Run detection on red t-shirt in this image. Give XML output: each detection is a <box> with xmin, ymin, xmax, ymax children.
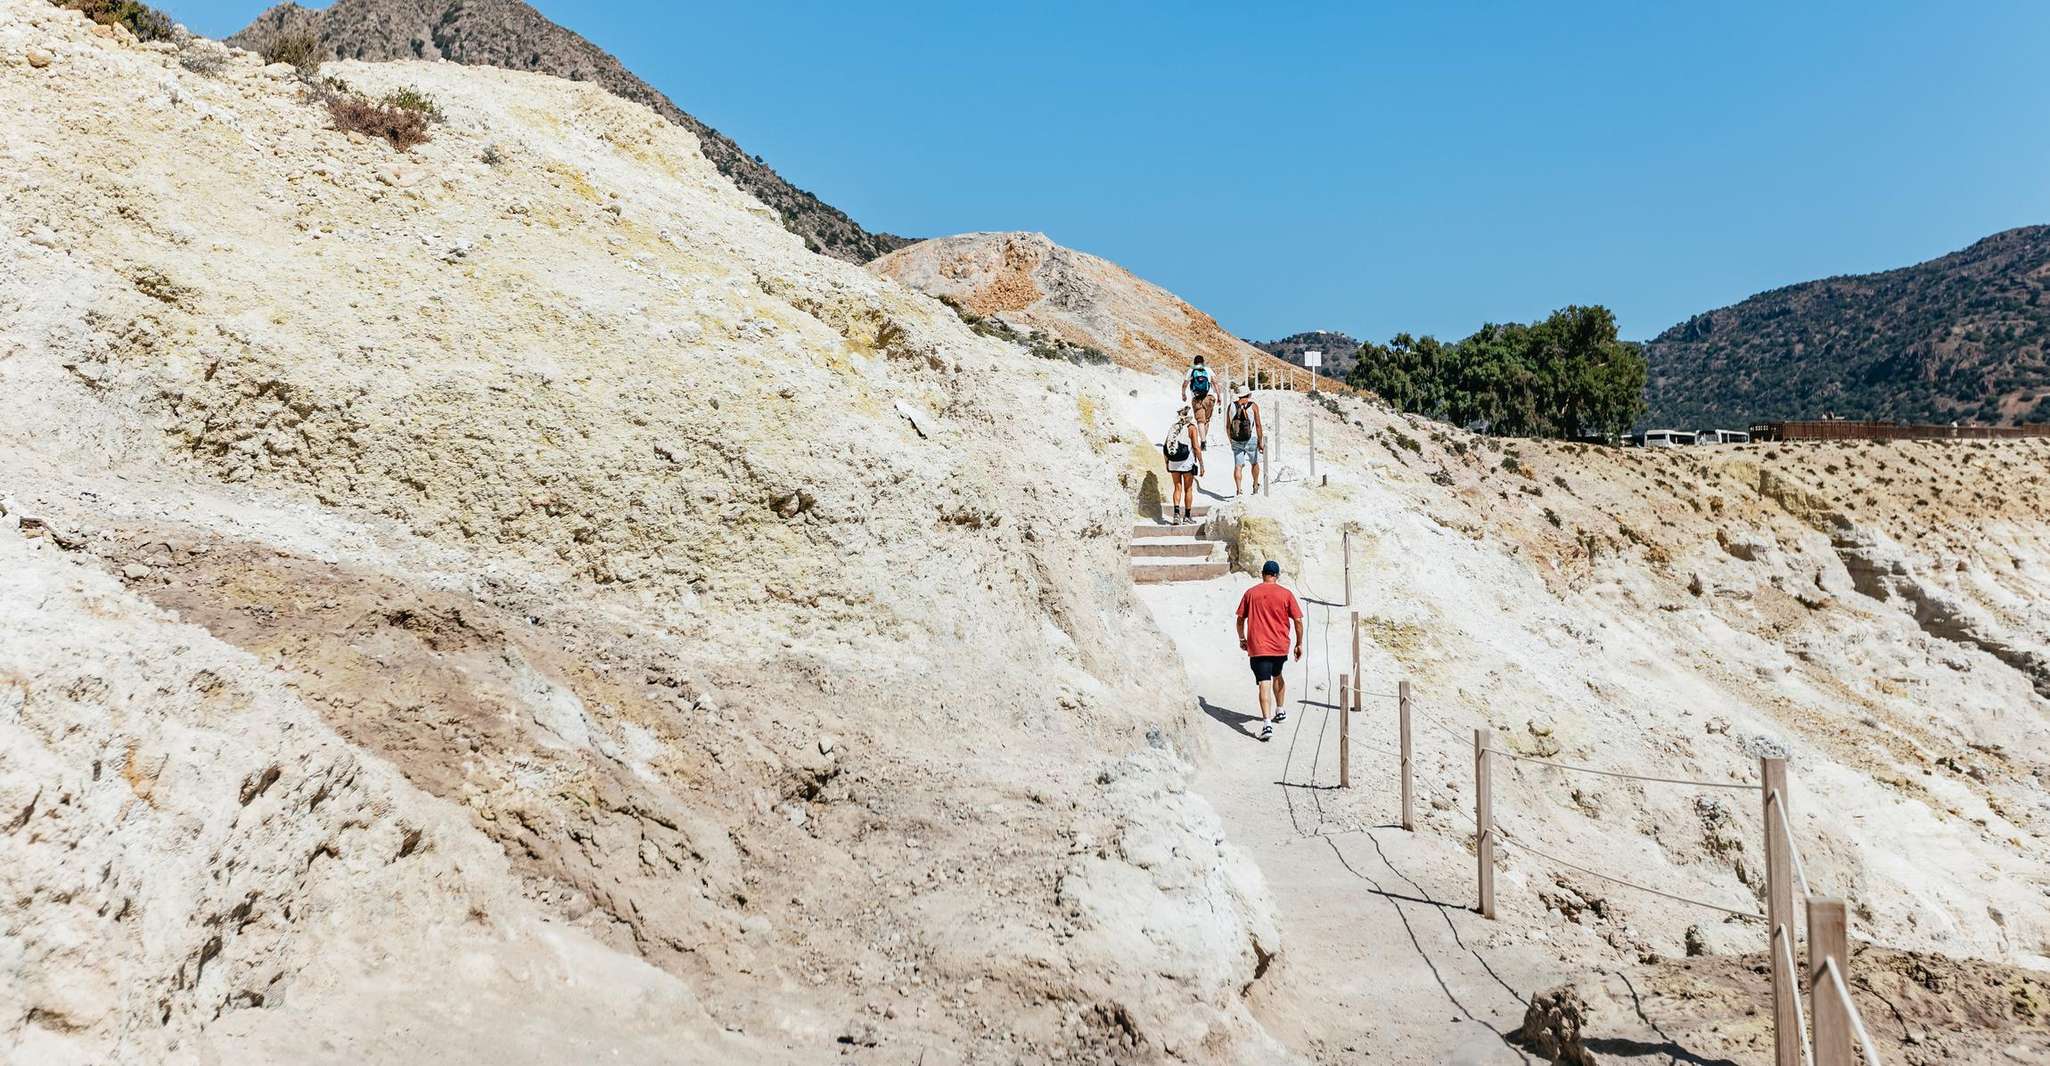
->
<box><xmin>1236</xmin><ymin>582</ymin><xmax>1303</xmax><ymax>658</ymax></box>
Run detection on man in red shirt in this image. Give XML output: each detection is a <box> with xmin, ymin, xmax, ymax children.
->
<box><xmin>1235</xmin><ymin>559</ymin><xmax>1305</xmax><ymax>741</ymax></box>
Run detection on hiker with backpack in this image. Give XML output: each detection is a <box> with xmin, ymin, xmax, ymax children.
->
<box><xmin>1182</xmin><ymin>355</ymin><xmax>1217</xmax><ymax>448</ymax></box>
<box><xmin>1225</xmin><ymin>384</ymin><xmax>1264</xmax><ymax>496</ymax></box>
<box><xmin>1161</xmin><ymin>404</ymin><xmax>1203</xmax><ymax>524</ymax></box>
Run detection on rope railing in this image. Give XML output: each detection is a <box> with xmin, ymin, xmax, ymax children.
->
<box><xmin>1409</xmin><ymin>701</ymin><xmax>1473</xmax><ymax>745</ymax></box>
<box><xmin>1769</xmin><ymin>789</ymin><xmax>1816</xmax><ymax>899</ymax></box>
<box><xmin>1774</xmin><ymin>924</ymin><xmax>1817</xmax><ymax>1066</ymax></box>
<box><xmin>1495</xmin><ymin>825</ymin><xmax>1766</xmax><ymax>921</ymax></box>
<box><xmin>1823</xmin><ymin>957</ymin><xmax>1884</xmax><ymax>1066</ymax></box>
<box><xmin>1331</xmin><ymin>640</ymin><xmax>1883</xmax><ymax>1064</ymax></box>
<box><xmin>1326</xmin><ymin>542</ymin><xmax>1883</xmax><ymax>1063</ymax></box>
<box><xmin>1485</xmin><ymin>746</ymin><xmax>1762</xmax><ymax>791</ymax></box>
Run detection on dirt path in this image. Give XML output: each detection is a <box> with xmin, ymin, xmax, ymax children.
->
<box><xmin>1121</xmin><ymin>378</ymin><xmax>1557</xmax><ymax>1064</ymax></box>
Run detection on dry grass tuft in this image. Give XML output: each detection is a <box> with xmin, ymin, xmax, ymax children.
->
<box><xmin>325</xmin><ymin>93</ymin><xmax>430</xmax><ymax>150</ymax></box>
<box><xmin>260</xmin><ymin>28</ymin><xmax>323</xmax><ymax>76</ymax></box>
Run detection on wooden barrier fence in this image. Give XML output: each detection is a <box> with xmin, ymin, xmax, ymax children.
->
<box><xmin>1335</xmin><ymin>616</ymin><xmax>1883</xmax><ymax>1063</ymax></box>
<box><xmin>1753</xmin><ymin>419</ymin><xmax>2050</xmax><ymax>442</ymax></box>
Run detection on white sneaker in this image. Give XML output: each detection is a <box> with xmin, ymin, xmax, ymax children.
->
<box><xmin>1259</xmin><ymin>721</ymin><xmax>1273</xmax><ymax>742</ymax></box>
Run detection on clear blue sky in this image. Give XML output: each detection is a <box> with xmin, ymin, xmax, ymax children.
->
<box><xmin>174</xmin><ymin>1</ymin><xmax>2050</xmax><ymax>343</ymax></box>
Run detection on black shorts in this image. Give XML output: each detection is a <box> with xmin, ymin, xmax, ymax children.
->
<box><xmin>1249</xmin><ymin>656</ymin><xmax>1287</xmax><ymax>682</ymax></box>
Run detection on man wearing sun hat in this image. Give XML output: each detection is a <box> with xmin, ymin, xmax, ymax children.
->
<box><xmin>1224</xmin><ymin>383</ymin><xmax>1264</xmax><ymax>497</ymax></box>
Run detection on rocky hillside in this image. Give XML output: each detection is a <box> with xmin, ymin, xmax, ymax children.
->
<box><xmin>870</xmin><ymin>231</ymin><xmax>1310</xmax><ymax>383</ymax></box>
<box><xmin>0</xmin><ymin>5</ymin><xmax>1282</xmax><ymax>1062</ymax></box>
<box><xmin>12</xmin><ymin>6</ymin><xmax>2050</xmax><ymax>1064</ymax></box>
<box><xmin>1115</xmin><ymin>374</ymin><xmax>2050</xmax><ymax>1058</ymax></box>
<box><xmin>1249</xmin><ymin>330</ymin><xmax>1359</xmax><ymax>380</ymax></box>
<box><xmin>229</xmin><ymin>0</ymin><xmax>913</xmax><ymax>263</ymax></box>
<box><xmin>1646</xmin><ymin>226</ymin><xmax>2050</xmax><ymax>429</ymax></box>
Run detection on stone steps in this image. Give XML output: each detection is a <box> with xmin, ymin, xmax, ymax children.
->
<box><xmin>1130</xmin><ymin>538</ymin><xmax>1216</xmax><ymax>559</ymax></box>
<box><xmin>1130</xmin><ymin>558</ymin><xmax>1231</xmax><ymax>584</ymax></box>
<box><xmin>1127</xmin><ymin>508</ymin><xmax>1227</xmax><ymax>584</ymax></box>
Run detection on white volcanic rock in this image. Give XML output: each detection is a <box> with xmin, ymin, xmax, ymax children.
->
<box><xmin>0</xmin><ymin>3</ymin><xmax>1281</xmax><ymax>1061</ymax></box>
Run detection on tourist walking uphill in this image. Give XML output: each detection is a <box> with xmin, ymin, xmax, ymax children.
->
<box><xmin>1183</xmin><ymin>355</ymin><xmax>1218</xmax><ymax>448</ymax></box>
<box><xmin>1161</xmin><ymin>404</ymin><xmax>1204</xmax><ymax>525</ymax></box>
<box><xmin>1226</xmin><ymin>384</ymin><xmax>1265</xmax><ymax>497</ymax></box>
<box><xmin>1235</xmin><ymin>560</ymin><xmax>1305</xmax><ymax>742</ymax></box>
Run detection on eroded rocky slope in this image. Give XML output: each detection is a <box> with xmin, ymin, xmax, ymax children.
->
<box><xmin>1168</xmin><ymin>384</ymin><xmax>2050</xmax><ymax>966</ymax></box>
<box><xmin>231</xmin><ymin>0</ymin><xmax>916</xmax><ymax>263</ymax></box>
<box><xmin>871</xmin><ymin>230</ymin><xmax>1310</xmax><ymax>382</ymax></box>
<box><xmin>0</xmin><ymin>5</ymin><xmax>1282</xmax><ymax>1062</ymax></box>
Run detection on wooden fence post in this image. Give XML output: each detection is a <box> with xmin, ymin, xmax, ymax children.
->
<box><xmin>1343</xmin><ymin>531</ymin><xmax>1352</xmax><ymax>608</ymax></box>
<box><xmin>1398</xmin><ymin>679</ymin><xmax>1414</xmax><ymax>831</ymax></box>
<box><xmin>1270</xmin><ymin>393</ymin><xmax>1280</xmax><ymax>492</ymax></box>
<box><xmin>1762</xmin><ymin>756</ymin><xmax>1798</xmax><ymax>1066</ymax></box>
<box><xmin>1475</xmin><ymin>728</ymin><xmax>1496</xmax><ymax>919</ymax></box>
<box><xmin>1260</xmin><ymin>385</ymin><xmax>1271</xmax><ymax>494</ymax></box>
<box><xmin>1338</xmin><ymin>674</ymin><xmax>1350</xmax><ymax>789</ymax></box>
<box><xmin>1350</xmin><ymin>611</ymin><xmax>1361</xmax><ymax>713</ymax></box>
<box><xmin>1808</xmin><ymin>898</ymin><xmax>1853</xmax><ymax>1066</ymax></box>
<box><xmin>1308</xmin><ymin>387</ymin><xmax>1317</xmax><ymax>481</ymax></box>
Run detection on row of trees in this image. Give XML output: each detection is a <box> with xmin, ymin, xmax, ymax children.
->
<box><xmin>1343</xmin><ymin>305</ymin><xmax>1648</xmax><ymax>438</ymax></box>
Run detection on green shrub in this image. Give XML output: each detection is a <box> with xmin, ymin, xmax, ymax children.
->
<box><xmin>325</xmin><ymin>90</ymin><xmax>430</xmax><ymax>150</ymax></box>
<box><xmin>261</xmin><ymin>28</ymin><xmax>323</xmax><ymax>76</ymax></box>
<box><xmin>380</xmin><ymin>85</ymin><xmax>445</xmax><ymax>123</ymax></box>
<box><xmin>57</xmin><ymin>0</ymin><xmax>175</xmax><ymax>42</ymax></box>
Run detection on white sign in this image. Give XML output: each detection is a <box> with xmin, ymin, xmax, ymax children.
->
<box><xmin>1303</xmin><ymin>350</ymin><xmax>1323</xmax><ymax>369</ymax></box>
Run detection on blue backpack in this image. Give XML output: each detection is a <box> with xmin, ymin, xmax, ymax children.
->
<box><xmin>1189</xmin><ymin>366</ymin><xmax>1212</xmax><ymax>398</ymax></box>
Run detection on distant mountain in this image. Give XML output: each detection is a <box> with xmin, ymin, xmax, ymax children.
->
<box><xmin>1249</xmin><ymin>331</ymin><xmax>1360</xmax><ymax>380</ymax></box>
<box><xmin>230</xmin><ymin>0</ymin><xmax>913</xmax><ymax>264</ymax></box>
<box><xmin>1644</xmin><ymin>226</ymin><xmax>2050</xmax><ymax>428</ymax></box>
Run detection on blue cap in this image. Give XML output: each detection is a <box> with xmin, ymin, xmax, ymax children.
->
<box><xmin>1261</xmin><ymin>560</ymin><xmax>1281</xmax><ymax>576</ymax></box>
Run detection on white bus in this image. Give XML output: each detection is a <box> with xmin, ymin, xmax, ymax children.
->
<box><xmin>1636</xmin><ymin>429</ymin><xmax>1697</xmax><ymax>448</ymax></box>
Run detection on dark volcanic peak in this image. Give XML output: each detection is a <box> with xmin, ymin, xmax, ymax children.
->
<box><xmin>230</xmin><ymin>0</ymin><xmax>914</xmax><ymax>264</ymax></box>
<box><xmin>1249</xmin><ymin>331</ymin><xmax>1360</xmax><ymax>378</ymax></box>
<box><xmin>1645</xmin><ymin>226</ymin><xmax>2050</xmax><ymax>428</ymax></box>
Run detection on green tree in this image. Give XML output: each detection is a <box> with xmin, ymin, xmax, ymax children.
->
<box><xmin>1344</xmin><ymin>305</ymin><xmax>1646</xmax><ymax>439</ymax></box>
<box><xmin>1350</xmin><ymin>332</ymin><xmax>1452</xmax><ymax>417</ymax></box>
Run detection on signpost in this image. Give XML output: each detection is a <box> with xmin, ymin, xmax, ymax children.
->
<box><xmin>1304</xmin><ymin>351</ymin><xmax>1320</xmax><ymax>480</ymax></box>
